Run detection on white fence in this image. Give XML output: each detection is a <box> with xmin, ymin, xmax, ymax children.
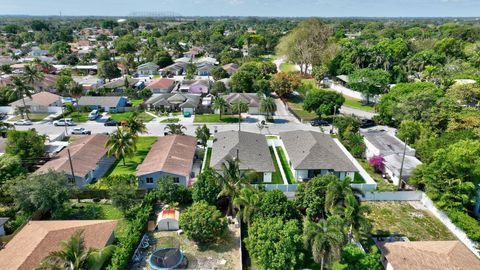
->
<box><xmin>330</xmin><ymin>82</ymin><xmax>380</xmax><ymax>103</ymax></box>
<box><xmin>47</xmin><ymin>106</ymin><xmax>63</xmax><ymax>113</ymax></box>
<box><xmin>360</xmin><ymin>191</ymin><xmax>423</xmax><ymax>201</ymax></box>
<box><xmin>0</xmin><ymin>106</ymin><xmax>13</xmax><ymax>114</ymax></box>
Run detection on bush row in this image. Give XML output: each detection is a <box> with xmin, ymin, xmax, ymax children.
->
<box><xmin>445</xmin><ymin>209</ymin><xmax>480</xmax><ymax>243</ymax></box>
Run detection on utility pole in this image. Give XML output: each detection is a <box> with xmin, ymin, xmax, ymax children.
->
<box><xmin>61</xmin><ymin>105</ymin><xmax>68</xmax><ymax>136</ymax></box>
<box><xmin>398</xmin><ymin>137</ymin><xmax>408</xmax><ymax>190</ymax></box>
<box><xmin>67</xmin><ymin>149</ymin><xmax>76</xmax><ymax>183</ymax></box>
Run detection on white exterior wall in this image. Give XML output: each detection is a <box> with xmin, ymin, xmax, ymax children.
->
<box><xmin>0</xmin><ymin>225</ymin><xmax>5</xmax><ymax>236</ymax></box>
<box><xmin>248</xmin><ymin>107</ymin><xmax>259</xmax><ymax>115</ymax></box>
<box><xmin>263</xmin><ymin>172</ymin><xmax>272</xmax><ymax>183</ymax></box>
<box><xmin>364</xmin><ymin>139</ymin><xmax>381</xmax><ymax>159</ymax></box>
<box><xmin>157</xmin><ymin>219</ymin><xmax>179</xmax><ymax>231</ymax></box>
<box><xmin>182</xmin><ymin>107</ymin><xmax>194</xmax><ymax>115</ymax></box>
<box><xmin>384</xmin><ymin>166</ymin><xmax>400</xmax><ymax>186</ymax></box>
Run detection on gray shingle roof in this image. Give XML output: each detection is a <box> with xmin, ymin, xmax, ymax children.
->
<box><xmin>211</xmin><ymin>131</ymin><xmax>275</xmax><ymax>173</ymax></box>
<box><xmin>361</xmin><ymin>130</ymin><xmax>415</xmax><ymax>156</ymax></box>
<box><xmin>0</xmin><ymin>217</ymin><xmax>9</xmax><ymax>226</ymax></box>
<box><xmin>78</xmin><ymin>96</ymin><xmax>123</xmax><ymax>107</ymax></box>
<box><xmin>280</xmin><ymin>130</ymin><xmax>357</xmax><ymax>172</ymax></box>
<box><xmin>223</xmin><ymin>93</ymin><xmax>260</xmax><ymax>107</ymax></box>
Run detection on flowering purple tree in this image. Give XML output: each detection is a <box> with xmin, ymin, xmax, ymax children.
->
<box><xmin>368</xmin><ymin>155</ymin><xmax>385</xmax><ymax>173</ymax></box>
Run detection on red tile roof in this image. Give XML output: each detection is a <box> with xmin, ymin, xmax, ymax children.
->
<box><xmin>146</xmin><ymin>78</ymin><xmax>176</xmax><ymax>89</ymax></box>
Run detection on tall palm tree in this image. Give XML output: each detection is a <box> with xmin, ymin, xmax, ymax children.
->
<box><xmin>212</xmin><ymin>96</ymin><xmax>229</xmax><ymax>120</ymax></box>
<box><xmin>216</xmin><ymin>159</ymin><xmax>251</xmax><ymax>217</ymax></box>
<box><xmin>67</xmin><ymin>81</ymin><xmax>83</xmax><ymax>117</ymax></box>
<box><xmin>23</xmin><ymin>64</ymin><xmax>45</xmax><ymax>86</ymax></box>
<box><xmin>260</xmin><ymin>97</ymin><xmax>277</xmax><ymax>120</ymax></box>
<box><xmin>303</xmin><ymin>216</ymin><xmax>345</xmax><ymax>270</ymax></box>
<box><xmin>125</xmin><ymin>111</ymin><xmax>147</xmax><ymax>136</ymax></box>
<box><xmin>36</xmin><ymin>230</ymin><xmax>115</xmax><ymax>270</ymax></box>
<box><xmin>105</xmin><ymin>127</ymin><xmax>137</xmax><ymax>166</ymax></box>
<box><xmin>233</xmin><ymin>187</ymin><xmax>260</xmax><ymax>226</ymax></box>
<box><xmin>195</xmin><ymin>124</ymin><xmax>210</xmax><ymax>148</ymax></box>
<box><xmin>164</xmin><ymin>123</ymin><xmax>186</xmax><ymax>135</ymax></box>
<box><xmin>324</xmin><ymin>178</ymin><xmax>363</xmax><ymax>215</ymax></box>
<box><xmin>8</xmin><ymin>76</ymin><xmax>34</xmax><ymax>119</ymax></box>
<box><xmin>337</xmin><ymin>194</ymin><xmax>371</xmax><ymax>243</ymax></box>
<box><xmin>231</xmin><ymin>100</ymin><xmax>248</xmax><ymax>131</ymax></box>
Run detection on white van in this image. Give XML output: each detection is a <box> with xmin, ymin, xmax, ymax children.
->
<box><xmin>88</xmin><ymin>110</ymin><xmax>99</xmax><ymax>120</ymax></box>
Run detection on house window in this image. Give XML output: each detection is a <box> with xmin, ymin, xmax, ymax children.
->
<box><xmin>173</xmin><ymin>177</ymin><xmax>180</xmax><ymax>184</ymax></box>
<box><xmin>146</xmin><ymin>177</ymin><xmax>154</xmax><ymax>184</ymax></box>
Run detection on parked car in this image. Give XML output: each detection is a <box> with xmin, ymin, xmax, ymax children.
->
<box><xmin>71</xmin><ymin>127</ymin><xmax>91</xmax><ymax>135</ymax></box>
<box><xmin>310</xmin><ymin>119</ymin><xmax>330</xmax><ymax>126</ymax></box>
<box><xmin>88</xmin><ymin>110</ymin><xmax>99</xmax><ymax>120</ymax></box>
<box><xmin>104</xmin><ymin>120</ymin><xmax>120</xmax><ymax>126</ymax></box>
<box><xmin>360</xmin><ymin>119</ymin><xmax>376</xmax><ymax>128</ymax></box>
<box><xmin>0</xmin><ymin>112</ymin><xmax>7</xmax><ymax>120</ymax></box>
<box><xmin>14</xmin><ymin>119</ymin><xmax>33</xmax><ymax>126</ymax></box>
<box><xmin>53</xmin><ymin>118</ymin><xmax>76</xmax><ymax>126</ymax></box>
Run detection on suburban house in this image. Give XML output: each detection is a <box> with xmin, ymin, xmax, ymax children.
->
<box><xmin>136</xmin><ymin>135</ymin><xmax>197</xmax><ymax>188</ymax></box>
<box><xmin>377</xmin><ymin>240</ymin><xmax>480</xmax><ymax>270</ymax></box>
<box><xmin>146</xmin><ymin>78</ymin><xmax>177</xmax><ymax>94</ymax></box>
<box><xmin>211</xmin><ymin>131</ymin><xmax>275</xmax><ymax>183</ymax></box>
<box><xmin>102</xmin><ymin>77</ymin><xmax>143</xmax><ymax>91</ymax></box>
<box><xmin>37</xmin><ymin>134</ymin><xmax>115</xmax><ymax>187</ymax></box>
<box><xmin>183</xmin><ymin>46</ymin><xmax>203</xmax><ymax>58</ymax></box>
<box><xmin>160</xmin><ymin>62</ymin><xmax>187</xmax><ymax>76</ymax></box>
<box><xmin>362</xmin><ymin>129</ymin><xmax>422</xmax><ymax>186</ymax></box>
<box><xmin>0</xmin><ymin>220</ymin><xmax>118</xmax><ymax>270</ymax></box>
<box><xmin>196</xmin><ymin>62</ymin><xmax>215</xmax><ymax>76</ymax></box>
<box><xmin>178</xmin><ymin>79</ymin><xmax>210</xmax><ymax>95</ymax></box>
<box><xmin>136</xmin><ymin>62</ymin><xmax>159</xmax><ymax>76</ymax></box>
<box><xmin>145</xmin><ymin>93</ymin><xmax>201</xmax><ymax>115</ymax></box>
<box><xmin>0</xmin><ymin>217</ymin><xmax>8</xmax><ymax>236</ymax></box>
<box><xmin>280</xmin><ymin>130</ymin><xmax>358</xmax><ymax>181</ymax></box>
<box><xmin>9</xmin><ymin>92</ymin><xmax>62</xmax><ymax>114</ymax></box>
<box><xmin>222</xmin><ymin>93</ymin><xmax>261</xmax><ymax>114</ymax></box>
<box><xmin>29</xmin><ymin>46</ymin><xmax>49</xmax><ymax>57</ymax></box>
<box><xmin>78</xmin><ymin>96</ymin><xmax>128</xmax><ymax>112</ymax></box>
<box><xmin>223</xmin><ymin>63</ymin><xmax>239</xmax><ymax>75</ymax></box>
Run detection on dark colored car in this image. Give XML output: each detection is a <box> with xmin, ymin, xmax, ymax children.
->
<box><xmin>360</xmin><ymin>119</ymin><xmax>376</xmax><ymax>128</ymax></box>
<box><xmin>310</xmin><ymin>119</ymin><xmax>330</xmax><ymax>126</ymax></box>
<box><xmin>104</xmin><ymin>120</ymin><xmax>121</xmax><ymax>126</ymax></box>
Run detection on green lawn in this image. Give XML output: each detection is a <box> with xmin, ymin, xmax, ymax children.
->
<box><xmin>108</xmin><ymin>136</ymin><xmax>158</xmax><ymax>176</ymax></box>
<box><xmin>160</xmin><ymin>118</ymin><xmax>180</xmax><ymax>123</ymax></box>
<box><xmin>194</xmin><ymin>114</ymin><xmax>240</xmax><ymax>123</ymax></box>
<box><xmin>353</xmin><ymin>172</ymin><xmax>366</xmax><ymax>184</ymax></box>
<box><xmin>131</xmin><ymin>99</ymin><xmax>144</xmax><ymax>106</ymax></box>
<box><xmin>204</xmin><ymin>147</ymin><xmax>212</xmax><ymax>169</ymax></box>
<box><xmin>10</xmin><ymin>113</ymin><xmax>50</xmax><ymax>121</ymax></box>
<box><xmin>64</xmin><ymin>112</ymin><xmax>89</xmax><ymax>122</ymax></box>
<box><xmin>276</xmin><ymin>146</ymin><xmax>296</xmax><ymax>184</ymax></box>
<box><xmin>363</xmin><ymin>201</ymin><xmax>455</xmax><ymax>241</ymax></box>
<box><xmin>268</xmin><ymin>147</ymin><xmax>284</xmax><ymax>184</ymax></box>
<box><xmin>357</xmin><ymin>158</ymin><xmax>397</xmax><ymax>191</ymax></box>
<box><xmin>343</xmin><ymin>95</ymin><xmax>375</xmax><ymax>112</ymax></box>
<box><xmin>280</xmin><ymin>62</ymin><xmax>297</xmax><ymax>72</ymax></box>
<box><xmin>108</xmin><ymin>111</ymin><xmax>154</xmax><ymax>122</ymax></box>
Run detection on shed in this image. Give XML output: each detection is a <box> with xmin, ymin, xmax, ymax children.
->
<box><xmin>157</xmin><ymin>209</ymin><xmax>180</xmax><ymax>231</ymax></box>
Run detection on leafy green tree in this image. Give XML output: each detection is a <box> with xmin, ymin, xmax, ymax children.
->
<box><xmin>334</xmin><ymin>244</ymin><xmax>381</xmax><ymax>270</ymax></box>
<box><xmin>0</xmin><ymin>154</ymin><xmax>25</xmax><ymax>191</ymax></box>
<box><xmin>397</xmin><ymin>120</ymin><xmax>424</xmax><ymax>144</ymax></box>
<box><xmin>8</xmin><ymin>76</ymin><xmax>35</xmax><ymax>119</ymax></box>
<box><xmin>55</xmin><ymin>75</ymin><xmax>74</xmax><ymax>94</ymax></box>
<box><xmin>156</xmin><ymin>176</ymin><xmax>192</xmax><ymax>205</ymax></box>
<box><xmin>216</xmin><ymin>159</ymin><xmax>250</xmax><ymax>216</ymax></box>
<box><xmin>256</xmin><ymin>189</ymin><xmax>301</xmax><ymax>222</ymax></box>
<box><xmin>192</xmin><ymin>168</ymin><xmax>221</xmax><ymax>205</ymax></box>
<box><xmin>109</xmin><ymin>182</ymin><xmax>137</xmax><ymax>214</ymax></box>
<box><xmin>233</xmin><ymin>187</ymin><xmax>260</xmax><ymax>226</ymax></box>
<box><xmin>6</xmin><ymin>129</ymin><xmax>45</xmax><ymax>170</ymax></box>
<box><xmin>245</xmin><ymin>217</ymin><xmax>305</xmax><ymax>270</ymax></box>
<box><xmin>6</xmin><ymin>171</ymin><xmax>72</xmax><ymax>218</ymax></box>
<box><xmin>231</xmin><ymin>100</ymin><xmax>248</xmax><ymax>131</ymax></box>
<box><xmin>304</xmin><ymin>216</ymin><xmax>345</xmax><ymax>270</ymax></box>
<box><xmin>211</xmin><ymin>66</ymin><xmax>229</xmax><ymax>80</ymax></box>
<box><xmin>434</xmin><ymin>37</ymin><xmax>464</xmax><ymax>58</ymax></box>
<box><xmin>90</xmin><ymin>174</ymin><xmax>137</xmax><ymax>190</ymax></box>
<box><xmin>295</xmin><ymin>174</ymin><xmax>337</xmax><ymax>220</ymax></box>
<box><xmin>49</xmin><ymin>41</ymin><xmax>70</xmax><ymax>59</ymax></box>
<box><xmin>304</xmin><ymin>90</ymin><xmax>345</xmax><ymax>118</ymax></box>
<box><xmin>333</xmin><ymin>116</ymin><xmax>360</xmax><ymax>140</ymax></box>
<box><xmin>446</xmin><ymin>83</ymin><xmax>480</xmax><ymax>107</ymax></box>
<box><xmin>154</xmin><ymin>51</ymin><xmax>173</xmax><ymax>68</ymax></box>
<box><xmin>179</xmin><ymin>201</ymin><xmax>227</xmax><ymax>244</ymax></box>
<box><xmin>105</xmin><ymin>127</ymin><xmax>137</xmax><ymax>166</ymax></box>
<box><xmin>211</xmin><ymin>81</ymin><xmax>227</xmax><ymax>95</ymax></box>
<box><xmin>195</xmin><ymin>124</ymin><xmax>210</xmax><ymax>148</ymax></box>
<box><xmin>348</xmin><ymin>68</ymin><xmax>390</xmax><ymax>104</ymax></box>
<box><xmin>185</xmin><ymin>61</ymin><xmax>197</xmax><ymax>80</ymax></box>
<box><xmin>230</xmin><ymin>70</ymin><xmax>255</xmax><ymax>92</ymax></box>
<box><xmin>212</xmin><ymin>96</ymin><xmax>230</xmax><ymax>120</ymax></box>
<box><xmin>37</xmin><ymin>230</ymin><xmax>116</xmax><ymax>270</ymax></box>
<box><xmin>260</xmin><ymin>96</ymin><xmax>277</xmax><ymax>119</ymax></box>
<box><xmin>164</xmin><ymin>123</ymin><xmax>186</xmax><ymax>135</ymax></box>
<box><xmin>113</xmin><ymin>35</ymin><xmax>138</xmax><ymax>54</ymax></box>
<box><xmin>270</xmin><ymin>72</ymin><xmax>301</xmax><ymax>98</ymax></box>
<box><xmin>98</xmin><ymin>61</ymin><xmax>121</xmax><ymax>81</ymax></box>
<box><xmin>96</xmin><ymin>48</ymin><xmax>111</xmax><ymax>62</ymax></box>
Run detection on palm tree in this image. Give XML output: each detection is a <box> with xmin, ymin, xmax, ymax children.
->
<box><xmin>324</xmin><ymin>178</ymin><xmax>363</xmax><ymax>215</ymax></box>
<box><xmin>8</xmin><ymin>76</ymin><xmax>34</xmax><ymax>119</ymax></box>
<box><xmin>67</xmin><ymin>81</ymin><xmax>83</xmax><ymax>117</ymax></box>
<box><xmin>164</xmin><ymin>123</ymin><xmax>186</xmax><ymax>135</ymax></box>
<box><xmin>216</xmin><ymin>159</ymin><xmax>251</xmax><ymax>217</ymax></box>
<box><xmin>105</xmin><ymin>127</ymin><xmax>137</xmax><ymax>166</ymax></box>
<box><xmin>23</xmin><ymin>64</ymin><xmax>45</xmax><ymax>86</ymax></box>
<box><xmin>233</xmin><ymin>187</ymin><xmax>260</xmax><ymax>226</ymax></box>
<box><xmin>125</xmin><ymin>111</ymin><xmax>147</xmax><ymax>136</ymax></box>
<box><xmin>338</xmin><ymin>194</ymin><xmax>371</xmax><ymax>243</ymax></box>
<box><xmin>212</xmin><ymin>96</ymin><xmax>229</xmax><ymax>120</ymax></box>
<box><xmin>303</xmin><ymin>216</ymin><xmax>345</xmax><ymax>270</ymax></box>
<box><xmin>231</xmin><ymin>100</ymin><xmax>248</xmax><ymax>131</ymax></box>
<box><xmin>36</xmin><ymin>230</ymin><xmax>115</xmax><ymax>270</ymax></box>
<box><xmin>195</xmin><ymin>124</ymin><xmax>210</xmax><ymax>148</ymax></box>
<box><xmin>260</xmin><ymin>97</ymin><xmax>277</xmax><ymax>120</ymax></box>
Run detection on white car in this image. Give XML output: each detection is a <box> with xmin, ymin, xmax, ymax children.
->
<box><xmin>71</xmin><ymin>127</ymin><xmax>91</xmax><ymax>135</ymax></box>
<box><xmin>14</xmin><ymin>119</ymin><xmax>33</xmax><ymax>126</ymax></box>
<box><xmin>88</xmin><ymin>110</ymin><xmax>99</xmax><ymax>120</ymax></box>
<box><xmin>53</xmin><ymin>118</ymin><xmax>76</xmax><ymax>126</ymax></box>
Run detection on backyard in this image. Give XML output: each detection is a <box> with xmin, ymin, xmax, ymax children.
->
<box><xmin>357</xmin><ymin>158</ymin><xmax>397</xmax><ymax>191</ymax></box>
<box><xmin>267</xmin><ymin>147</ymin><xmax>283</xmax><ymax>184</ymax></box>
<box><xmin>108</xmin><ymin>111</ymin><xmax>154</xmax><ymax>122</ymax></box>
<box><xmin>363</xmin><ymin>201</ymin><xmax>455</xmax><ymax>241</ymax></box>
<box><xmin>342</xmin><ymin>95</ymin><xmax>375</xmax><ymax>112</ymax></box>
<box><xmin>107</xmin><ymin>136</ymin><xmax>158</xmax><ymax>176</ymax></box>
<box><xmin>203</xmin><ymin>147</ymin><xmax>212</xmax><ymax>170</ymax></box>
<box><xmin>275</xmin><ymin>146</ymin><xmax>296</xmax><ymax>184</ymax></box>
<box><xmin>194</xmin><ymin>114</ymin><xmax>240</xmax><ymax>123</ymax></box>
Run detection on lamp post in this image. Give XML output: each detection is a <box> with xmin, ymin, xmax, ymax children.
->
<box><xmin>397</xmin><ymin>137</ymin><xmax>408</xmax><ymax>190</ymax></box>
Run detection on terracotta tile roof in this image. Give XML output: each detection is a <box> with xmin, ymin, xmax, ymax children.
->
<box><xmin>146</xmin><ymin>78</ymin><xmax>176</xmax><ymax>90</ymax></box>
<box><xmin>378</xmin><ymin>240</ymin><xmax>480</xmax><ymax>270</ymax></box>
<box><xmin>0</xmin><ymin>220</ymin><xmax>117</xmax><ymax>270</ymax></box>
<box><xmin>9</xmin><ymin>91</ymin><xmax>61</xmax><ymax>107</ymax></box>
<box><xmin>136</xmin><ymin>135</ymin><xmax>196</xmax><ymax>177</ymax></box>
<box><xmin>37</xmin><ymin>134</ymin><xmax>110</xmax><ymax>178</ymax></box>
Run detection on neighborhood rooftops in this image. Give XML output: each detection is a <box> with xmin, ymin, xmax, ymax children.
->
<box><xmin>211</xmin><ymin>131</ymin><xmax>275</xmax><ymax>173</ymax></box>
<box><xmin>146</xmin><ymin>78</ymin><xmax>176</xmax><ymax>89</ymax></box>
<box><xmin>78</xmin><ymin>96</ymin><xmax>125</xmax><ymax>108</ymax></box>
<box><xmin>37</xmin><ymin>134</ymin><xmax>109</xmax><ymax>178</ymax></box>
<box><xmin>361</xmin><ymin>129</ymin><xmax>415</xmax><ymax>156</ymax></box>
<box><xmin>377</xmin><ymin>240</ymin><xmax>480</xmax><ymax>270</ymax></box>
<box><xmin>280</xmin><ymin>130</ymin><xmax>357</xmax><ymax>172</ymax></box>
<box><xmin>136</xmin><ymin>135</ymin><xmax>197</xmax><ymax>177</ymax></box>
<box><xmin>9</xmin><ymin>91</ymin><xmax>61</xmax><ymax>107</ymax></box>
<box><xmin>0</xmin><ymin>220</ymin><xmax>118</xmax><ymax>270</ymax></box>
<box><xmin>223</xmin><ymin>93</ymin><xmax>260</xmax><ymax>107</ymax></box>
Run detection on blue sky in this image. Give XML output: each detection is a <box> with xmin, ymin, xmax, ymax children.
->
<box><xmin>1</xmin><ymin>0</ymin><xmax>480</xmax><ymax>17</ymax></box>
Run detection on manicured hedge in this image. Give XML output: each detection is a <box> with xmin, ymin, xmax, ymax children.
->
<box><xmin>445</xmin><ymin>209</ymin><xmax>480</xmax><ymax>242</ymax></box>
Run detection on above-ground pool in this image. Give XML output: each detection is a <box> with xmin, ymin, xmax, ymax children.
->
<box><xmin>148</xmin><ymin>248</ymin><xmax>188</xmax><ymax>270</ymax></box>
